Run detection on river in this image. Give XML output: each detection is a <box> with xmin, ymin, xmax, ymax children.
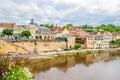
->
<box><xmin>27</xmin><ymin>51</ymin><xmax>120</xmax><ymax>80</ymax></box>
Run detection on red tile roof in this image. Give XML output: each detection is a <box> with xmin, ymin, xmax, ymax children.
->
<box><xmin>96</xmin><ymin>31</ymin><xmax>113</xmax><ymax>36</ymax></box>
<box><xmin>51</xmin><ymin>27</ymin><xmax>63</xmax><ymax>33</ymax></box>
<box><xmin>111</xmin><ymin>32</ymin><xmax>120</xmax><ymax>36</ymax></box>
<box><xmin>69</xmin><ymin>29</ymin><xmax>91</xmax><ymax>37</ymax></box>
<box><xmin>68</xmin><ymin>27</ymin><xmax>80</xmax><ymax>31</ymax></box>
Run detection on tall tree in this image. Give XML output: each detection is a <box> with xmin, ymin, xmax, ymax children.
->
<box><xmin>2</xmin><ymin>29</ymin><xmax>13</xmax><ymax>38</ymax></box>
<box><xmin>20</xmin><ymin>30</ymin><xmax>31</xmax><ymax>39</ymax></box>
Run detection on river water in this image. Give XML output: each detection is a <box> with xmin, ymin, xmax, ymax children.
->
<box><xmin>27</xmin><ymin>51</ymin><xmax>120</xmax><ymax>80</ymax></box>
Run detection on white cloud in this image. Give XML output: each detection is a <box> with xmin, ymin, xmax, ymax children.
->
<box><xmin>0</xmin><ymin>0</ymin><xmax>120</xmax><ymax>25</ymax></box>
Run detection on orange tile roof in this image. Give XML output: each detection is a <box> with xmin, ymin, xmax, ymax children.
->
<box><xmin>51</xmin><ymin>27</ymin><xmax>63</xmax><ymax>33</ymax></box>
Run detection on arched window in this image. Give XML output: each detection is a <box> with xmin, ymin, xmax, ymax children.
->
<box><xmin>35</xmin><ymin>36</ymin><xmax>38</xmax><ymax>40</ymax></box>
<box><xmin>48</xmin><ymin>36</ymin><xmax>50</xmax><ymax>39</ymax></box>
<box><xmin>44</xmin><ymin>36</ymin><xmax>47</xmax><ymax>40</ymax></box>
<box><xmin>39</xmin><ymin>36</ymin><xmax>42</xmax><ymax>39</ymax></box>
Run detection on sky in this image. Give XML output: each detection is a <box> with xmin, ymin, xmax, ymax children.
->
<box><xmin>0</xmin><ymin>0</ymin><xmax>120</xmax><ymax>26</ymax></box>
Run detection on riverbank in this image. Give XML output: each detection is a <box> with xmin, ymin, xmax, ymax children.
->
<box><xmin>20</xmin><ymin>48</ymin><xmax>120</xmax><ymax>59</ymax></box>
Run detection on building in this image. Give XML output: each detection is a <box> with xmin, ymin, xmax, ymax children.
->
<box><xmin>29</xmin><ymin>19</ymin><xmax>55</xmax><ymax>40</ymax></box>
<box><xmin>0</xmin><ymin>22</ymin><xmax>15</xmax><ymax>34</ymax></box>
<box><xmin>13</xmin><ymin>25</ymin><xmax>26</xmax><ymax>35</ymax></box>
<box><xmin>75</xmin><ymin>36</ymin><xmax>94</xmax><ymax>49</ymax></box>
<box><xmin>67</xmin><ymin>36</ymin><xmax>75</xmax><ymax>49</ymax></box>
<box><xmin>35</xmin><ymin>26</ymin><xmax>54</xmax><ymax>40</ymax></box>
<box><xmin>51</xmin><ymin>27</ymin><xmax>63</xmax><ymax>34</ymax></box>
<box><xmin>93</xmin><ymin>32</ymin><xmax>113</xmax><ymax>49</ymax></box>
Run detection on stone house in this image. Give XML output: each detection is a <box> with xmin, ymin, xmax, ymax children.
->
<box><xmin>75</xmin><ymin>36</ymin><xmax>94</xmax><ymax>49</ymax></box>
<box><xmin>70</xmin><ymin>29</ymin><xmax>94</xmax><ymax>49</ymax></box>
<box><xmin>67</xmin><ymin>36</ymin><xmax>75</xmax><ymax>49</ymax></box>
<box><xmin>29</xmin><ymin>19</ymin><xmax>55</xmax><ymax>40</ymax></box>
<box><xmin>35</xmin><ymin>26</ymin><xmax>55</xmax><ymax>40</ymax></box>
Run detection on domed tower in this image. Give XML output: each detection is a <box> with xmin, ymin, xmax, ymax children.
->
<box><xmin>29</xmin><ymin>18</ymin><xmax>38</xmax><ymax>39</ymax></box>
<box><xmin>29</xmin><ymin>18</ymin><xmax>34</xmax><ymax>24</ymax></box>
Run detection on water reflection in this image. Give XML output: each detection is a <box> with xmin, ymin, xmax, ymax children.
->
<box><xmin>27</xmin><ymin>51</ymin><xmax>120</xmax><ymax>80</ymax></box>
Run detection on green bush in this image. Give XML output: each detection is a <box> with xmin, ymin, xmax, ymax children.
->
<box><xmin>73</xmin><ymin>44</ymin><xmax>81</xmax><ymax>49</ymax></box>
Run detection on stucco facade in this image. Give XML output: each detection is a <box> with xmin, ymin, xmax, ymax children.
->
<box><xmin>93</xmin><ymin>35</ymin><xmax>112</xmax><ymax>49</ymax></box>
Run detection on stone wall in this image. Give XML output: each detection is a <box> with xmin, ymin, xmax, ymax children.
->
<box><xmin>0</xmin><ymin>40</ymin><xmax>29</xmax><ymax>54</ymax></box>
<box><xmin>0</xmin><ymin>40</ymin><xmax>68</xmax><ymax>54</ymax></box>
<box><xmin>12</xmin><ymin>41</ymin><xmax>66</xmax><ymax>53</ymax></box>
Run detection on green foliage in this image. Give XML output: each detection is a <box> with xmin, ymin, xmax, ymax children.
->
<box><xmin>62</xmin><ymin>26</ymin><xmax>70</xmax><ymax>29</ymax></box>
<box><xmin>2</xmin><ymin>29</ymin><xmax>13</xmax><ymax>36</ymax></box>
<box><xmin>62</xmin><ymin>23</ymin><xmax>73</xmax><ymax>29</ymax></box>
<box><xmin>40</xmin><ymin>24</ymin><xmax>54</xmax><ymax>28</ymax></box>
<box><xmin>110</xmin><ymin>40</ymin><xmax>116</xmax><ymax>44</ymax></box>
<box><xmin>96</xmin><ymin>24</ymin><xmax>120</xmax><ymax>32</ymax></box>
<box><xmin>80</xmin><ymin>25</ymin><xmax>97</xmax><ymax>34</ymax></box>
<box><xmin>80</xmin><ymin>24</ymin><xmax>93</xmax><ymax>29</ymax></box>
<box><xmin>79</xmin><ymin>24</ymin><xmax>120</xmax><ymax>33</ymax></box>
<box><xmin>73</xmin><ymin>44</ymin><xmax>81</xmax><ymax>49</ymax></box>
<box><xmin>66</xmin><ymin>24</ymin><xmax>73</xmax><ymax>27</ymax></box>
<box><xmin>0</xmin><ymin>54</ymin><xmax>33</xmax><ymax>80</ymax></box>
<box><xmin>20</xmin><ymin>30</ymin><xmax>31</xmax><ymax>38</ymax></box>
<box><xmin>2</xmin><ymin>66</ymin><xmax>33</xmax><ymax>80</ymax></box>
<box><xmin>110</xmin><ymin>39</ymin><xmax>120</xmax><ymax>48</ymax></box>
<box><xmin>110</xmin><ymin>39</ymin><xmax>120</xmax><ymax>44</ymax></box>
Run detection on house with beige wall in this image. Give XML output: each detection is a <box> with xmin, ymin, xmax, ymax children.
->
<box><xmin>67</xmin><ymin>36</ymin><xmax>75</xmax><ymax>49</ymax></box>
<box><xmin>75</xmin><ymin>36</ymin><xmax>94</xmax><ymax>49</ymax></box>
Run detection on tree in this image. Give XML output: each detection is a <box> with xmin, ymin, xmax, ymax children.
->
<box><xmin>96</xmin><ymin>24</ymin><xmax>120</xmax><ymax>32</ymax></box>
<box><xmin>66</xmin><ymin>23</ymin><xmax>73</xmax><ymax>27</ymax></box>
<box><xmin>81</xmin><ymin>25</ymin><xmax>93</xmax><ymax>29</ymax></box>
<box><xmin>110</xmin><ymin>40</ymin><xmax>116</xmax><ymax>44</ymax></box>
<box><xmin>62</xmin><ymin>25</ymin><xmax>70</xmax><ymax>29</ymax></box>
<box><xmin>73</xmin><ymin>44</ymin><xmax>81</xmax><ymax>49</ymax></box>
<box><xmin>2</xmin><ymin>29</ymin><xmax>13</xmax><ymax>38</ymax></box>
<box><xmin>40</xmin><ymin>24</ymin><xmax>54</xmax><ymax>28</ymax></box>
<box><xmin>20</xmin><ymin>30</ymin><xmax>31</xmax><ymax>39</ymax></box>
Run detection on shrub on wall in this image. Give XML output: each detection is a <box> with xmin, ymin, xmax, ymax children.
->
<box><xmin>73</xmin><ymin>44</ymin><xmax>81</xmax><ymax>49</ymax></box>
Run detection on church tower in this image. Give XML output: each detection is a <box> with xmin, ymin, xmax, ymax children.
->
<box><xmin>29</xmin><ymin>18</ymin><xmax>34</xmax><ymax>24</ymax></box>
<box><xmin>29</xmin><ymin>18</ymin><xmax>37</xmax><ymax>39</ymax></box>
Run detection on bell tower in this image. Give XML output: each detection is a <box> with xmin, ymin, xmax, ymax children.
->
<box><xmin>29</xmin><ymin>18</ymin><xmax>37</xmax><ymax>39</ymax></box>
<box><xmin>29</xmin><ymin>18</ymin><xmax>34</xmax><ymax>24</ymax></box>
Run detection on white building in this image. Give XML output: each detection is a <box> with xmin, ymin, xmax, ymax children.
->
<box><xmin>93</xmin><ymin>32</ymin><xmax>113</xmax><ymax>49</ymax></box>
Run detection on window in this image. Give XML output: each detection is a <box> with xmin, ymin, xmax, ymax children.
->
<box><xmin>36</xmin><ymin>30</ymin><xmax>38</xmax><ymax>33</ymax></box>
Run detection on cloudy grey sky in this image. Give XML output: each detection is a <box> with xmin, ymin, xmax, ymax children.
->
<box><xmin>0</xmin><ymin>0</ymin><xmax>120</xmax><ymax>26</ymax></box>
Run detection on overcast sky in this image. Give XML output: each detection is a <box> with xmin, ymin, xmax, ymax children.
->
<box><xmin>0</xmin><ymin>0</ymin><xmax>120</xmax><ymax>26</ymax></box>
